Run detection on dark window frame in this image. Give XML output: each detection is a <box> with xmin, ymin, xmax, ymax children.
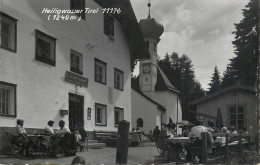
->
<box><xmin>114</xmin><ymin>107</ymin><xmax>124</xmax><ymax>127</ymax></box>
<box><xmin>104</xmin><ymin>13</ymin><xmax>114</xmax><ymax>38</ymax></box>
<box><xmin>95</xmin><ymin>103</ymin><xmax>107</xmax><ymax>126</ymax></box>
<box><xmin>94</xmin><ymin>58</ymin><xmax>107</xmax><ymax>85</ymax></box>
<box><xmin>70</xmin><ymin>49</ymin><xmax>83</xmax><ymax>75</ymax></box>
<box><xmin>228</xmin><ymin>105</ymin><xmax>246</xmax><ymax>130</ymax></box>
<box><xmin>137</xmin><ymin>118</ymin><xmax>143</xmax><ymax>128</ymax></box>
<box><xmin>0</xmin><ymin>12</ymin><xmax>17</xmax><ymax>52</ymax></box>
<box><xmin>35</xmin><ymin>30</ymin><xmax>56</xmax><ymax>66</ymax></box>
<box><xmin>70</xmin><ymin>0</ymin><xmax>85</xmax><ymax>20</ymax></box>
<box><xmin>0</xmin><ymin>81</ymin><xmax>17</xmax><ymax>118</ymax></box>
<box><xmin>114</xmin><ymin>68</ymin><xmax>124</xmax><ymax>91</ymax></box>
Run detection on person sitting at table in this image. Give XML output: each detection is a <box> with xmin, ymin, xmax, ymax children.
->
<box><xmin>56</xmin><ymin>120</ymin><xmax>71</xmax><ymax>137</ymax></box>
<box><xmin>13</xmin><ymin>119</ymin><xmax>29</xmax><ymax>144</ymax></box>
<box><xmin>44</xmin><ymin>120</ymin><xmax>55</xmax><ymax>135</ymax></box>
<box><xmin>221</xmin><ymin>127</ymin><xmax>230</xmax><ymax>134</ymax></box>
<box><xmin>166</xmin><ymin>123</ymin><xmax>176</xmax><ymax>138</ymax></box>
<box><xmin>230</xmin><ymin>126</ymin><xmax>238</xmax><ymax>134</ymax></box>
<box><xmin>182</xmin><ymin>125</ymin><xmax>191</xmax><ymax>137</ymax></box>
<box><xmin>207</xmin><ymin>120</ymin><xmax>215</xmax><ymax>133</ymax></box>
<box><xmin>130</xmin><ymin>128</ymin><xmax>140</xmax><ymax>146</ymax></box>
<box><xmin>187</xmin><ymin>120</ymin><xmax>214</xmax><ymax>163</ymax></box>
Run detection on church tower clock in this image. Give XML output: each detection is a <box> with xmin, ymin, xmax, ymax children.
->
<box><xmin>139</xmin><ymin>1</ymin><xmax>164</xmax><ymax>93</ymax></box>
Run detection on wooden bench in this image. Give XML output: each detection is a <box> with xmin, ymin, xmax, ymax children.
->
<box><xmin>94</xmin><ymin>130</ymin><xmax>118</xmax><ymax>147</ymax></box>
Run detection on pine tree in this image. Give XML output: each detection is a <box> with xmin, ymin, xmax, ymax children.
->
<box><xmin>222</xmin><ymin>0</ymin><xmax>258</xmax><ymax>88</ymax></box>
<box><xmin>158</xmin><ymin>53</ymin><xmax>205</xmax><ymax>120</ymax></box>
<box><xmin>208</xmin><ymin>66</ymin><xmax>221</xmax><ymax>94</ymax></box>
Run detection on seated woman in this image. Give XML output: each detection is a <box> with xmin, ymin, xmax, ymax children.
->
<box><xmin>13</xmin><ymin>119</ymin><xmax>29</xmax><ymax>144</ymax></box>
<box><xmin>44</xmin><ymin>120</ymin><xmax>55</xmax><ymax>135</ymax></box>
<box><xmin>129</xmin><ymin>128</ymin><xmax>140</xmax><ymax>146</ymax></box>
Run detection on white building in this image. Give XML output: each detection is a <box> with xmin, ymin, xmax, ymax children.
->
<box><xmin>0</xmin><ymin>0</ymin><xmax>148</xmax><ymax>151</ymax></box>
<box><xmin>131</xmin><ymin>4</ymin><xmax>182</xmax><ymax>134</ymax></box>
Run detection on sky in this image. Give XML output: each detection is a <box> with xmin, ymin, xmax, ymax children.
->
<box><xmin>130</xmin><ymin>0</ymin><xmax>249</xmax><ymax>90</ymax></box>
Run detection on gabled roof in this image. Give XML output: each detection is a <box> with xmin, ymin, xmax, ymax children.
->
<box><xmin>132</xmin><ymin>89</ymin><xmax>166</xmax><ymax>112</ymax></box>
<box><xmin>155</xmin><ymin>66</ymin><xmax>179</xmax><ymax>93</ymax></box>
<box><xmin>189</xmin><ymin>84</ymin><xmax>256</xmax><ymax>105</ymax></box>
<box><xmin>131</xmin><ymin>65</ymin><xmax>179</xmax><ymax>94</ymax></box>
<box><xmin>93</xmin><ymin>0</ymin><xmax>149</xmax><ymax>60</ymax></box>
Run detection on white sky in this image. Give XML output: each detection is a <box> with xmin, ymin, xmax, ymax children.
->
<box><xmin>130</xmin><ymin>0</ymin><xmax>249</xmax><ymax>90</ymax></box>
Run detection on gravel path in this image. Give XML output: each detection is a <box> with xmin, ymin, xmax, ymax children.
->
<box><xmin>0</xmin><ymin>142</ymin><xmax>161</xmax><ymax>164</ymax></box>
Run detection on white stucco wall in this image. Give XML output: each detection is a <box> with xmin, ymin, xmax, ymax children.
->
<box><xmin>144</xmin><ymin>91</ymin><xmax>182</xmax><ymax>133</ymax></box>
<box><xmin>131</xmin><ymin>90</ymin><xmax>162</xmax><ymax>134</ymax></box>
<box><xmin>0</xmin><ymin>0</ymin><xmax>132</xmax><ymax>131</ymax></box>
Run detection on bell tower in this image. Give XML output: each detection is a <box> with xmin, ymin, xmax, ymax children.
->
<box><xmin>139</xmin><ymin>1</ymin><xmax>164</xmax><ymax>93</ymax></box>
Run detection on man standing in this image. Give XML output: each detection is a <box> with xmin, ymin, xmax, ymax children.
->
<box><xmin>153</xmin><ymin>126</ymin><xmax>161</xmax><ymax>144</ymax></box>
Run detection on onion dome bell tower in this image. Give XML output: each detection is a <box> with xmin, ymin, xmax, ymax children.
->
<box><xmin>139</xmin><ymin>0</ymin><xmax>164</xmax><ymax>93</ymax></box>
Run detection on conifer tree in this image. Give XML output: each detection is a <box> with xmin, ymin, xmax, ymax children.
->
<box><xmin>222</xmin><ymin>0</ymin><xmax>258</xmax><ymax>88</ymax></box>
<box><xmin>208</xmin><ymin>66</ymin><xmax>221</xmax><ymax>94</ymax></box>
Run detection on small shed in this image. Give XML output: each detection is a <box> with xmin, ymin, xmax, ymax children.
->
<box><xmin>189</xmin><ymin>84</ymin><xmax>257</xmax><ymax>135</ymax></box>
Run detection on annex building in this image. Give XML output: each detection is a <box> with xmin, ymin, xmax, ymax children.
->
<box><xmin>189</xmin><ymin>84</ymin><xmax>257</xmax><ymax>135</ymax></box>
<box><xmin>0</xmin><ymin>0</ymin><xmax>148</xmax><ymax>151</ymax></box>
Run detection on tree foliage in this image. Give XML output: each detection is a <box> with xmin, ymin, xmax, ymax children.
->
<box><xmin>208</xmin><ymin>66</ymin><xmax>221</xmax><ymax>95</ymax></box>
<box><xmin>158</xmin><ymin>52</ymin><xmax>205</xmax><ymax>120</ymax></box>
<box><xmin>222</xmin><ymin>0</ymin><xmax>258</xmax><ymax>88</ymax></box>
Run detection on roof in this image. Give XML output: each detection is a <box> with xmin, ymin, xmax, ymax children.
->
<box><xmin>93</xmin><ymin>0</ymin><xmax>149</xmax><ymax>60</ymax></box>
<box><xmin>155</xmin><ymin>66</ymin><xmax>179</xmax><ymax>93</ymax></box>
<box><xmin>132</xmin><ymin>89</ymin><xmax>166</xmax><ymax>112</ymax></box>
<box><xmin>189</xmin><ymin>84</ymin><xmax>257</xmax><ymax>105</ymax></box>
<box><xmin>131</xmin><ymin>65</ymin><xmax>179</xmax><ymax>94</ymax></box>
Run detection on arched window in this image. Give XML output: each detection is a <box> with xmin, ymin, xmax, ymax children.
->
<box><xmin>137</xmin><ymin>118</ymin><xmax>143</xmax><ymax>127</ymax></box>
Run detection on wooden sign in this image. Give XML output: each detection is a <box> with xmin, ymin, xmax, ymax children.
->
<box><xmin>65</xmin><ymin>71</ymin><xmax>88</xmax><ymax>88</ymax></box>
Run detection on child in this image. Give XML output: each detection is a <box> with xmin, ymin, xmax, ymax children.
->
<box><xmin>75</xmin><ymin>130</ymin><xmax>83</xmax><ymax>151</ymax></box>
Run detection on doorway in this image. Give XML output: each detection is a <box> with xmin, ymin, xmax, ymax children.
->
<box><xmin>69</xmin><ymin>93</ymin><xmax>84</xmax><ymax>131</ymax></box>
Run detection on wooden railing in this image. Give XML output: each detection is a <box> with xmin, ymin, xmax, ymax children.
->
<box><xmin>200</xmin><ymin>132</ymin><xmax>255</xmax><ymax>164</ymax></box>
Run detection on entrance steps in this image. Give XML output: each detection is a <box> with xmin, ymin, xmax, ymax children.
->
<box><xmin>88</xmin><ymin>140</ymin><xmax>106</xmax><ymax>148</ymax></box>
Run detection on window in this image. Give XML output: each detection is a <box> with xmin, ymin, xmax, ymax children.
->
<box><xmin>70</xmin><ymin>50</ymin><xmax>83</xmax><ymax>75</ymax></box>
<box><xmin>137</xmin><ymin>118</ymin><xmax>143</xmax><ymax>128</ymax></box>
<box><xmin>70</xmin><ymin>0</ymin><xmax>85</xmax><ymax>20</ymax></box>
<box><xmin>104</xmin><ymin>14</ymin><xmax>114</xmax><ymax>38</ymax></box>
<box><xmin>114</xmin><ymin>68</ymin><xmax>124</xmax><ymax>90</ymax></box>
<box><xmin>114</xmin><ymin>107</ymin><xmax>124</xmax><ymax>127</ymax></box>
<box><xmin>95</xmin><ymin>59</ymin><xmax>106</xmax><ymax>84</ymax></box>
<box><xmin>229</xmin><ymin>106</ymin><xmax>245</xmax><ymax>130</ymax></box>
<box><xmin>0</xmin><ymin>81</ymin><xmax>16</xmax><ymax>117</ymax></box>
<box><xmin>35</xmin><ymin>30</ymin><xmax>56</xmax><ymax>66</ymax></box>
<box><xmin>95</xmin><ymin>103</ymin><xmax>107</xmax><ymax>126</ymax></box>
<box><xmin>0</xmin><ymin>12</ymin><xmax>17</xmax><ymax>51</ymax></box>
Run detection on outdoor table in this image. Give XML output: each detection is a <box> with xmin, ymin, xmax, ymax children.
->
<box><xmin>165</xmin><ymin>137</ymin><xmax>191</xmax><ymax>144</ymax></box>
<box><xmin>164</xmin><ymin>137</ymin><xmax>191</xmax><ymax>161</ymax></box>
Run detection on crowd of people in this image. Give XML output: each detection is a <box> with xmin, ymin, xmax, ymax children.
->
<box><xmin>150</xmin><ymin>119</ymin><xmax>248</xmax><ymax>163</ymax></box>
<box><xmin>12</xmin><ymin>119</ymin><xmax>87</xmax><ymax>156</ymax></box>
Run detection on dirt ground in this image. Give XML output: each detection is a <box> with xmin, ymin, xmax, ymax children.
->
<box><xmin>0</xmin><ymin>142</ymin><xmax>164</xmax><ymax>164</ymax></box>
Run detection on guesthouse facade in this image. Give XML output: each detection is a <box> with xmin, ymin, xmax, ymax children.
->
<box><xmin>0</xmin><ymin>0</ymin><xmax>148</xmax><ymax>151</ymax></box>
